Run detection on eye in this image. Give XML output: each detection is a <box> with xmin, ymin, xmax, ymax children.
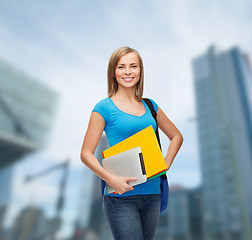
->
<box><xmin>117</xmin><ymin>66</ymin><xmax>124</xmax><ymax>69</ymax></box>
<box><xmin>132</xmin><ymin>65</ymin><xmax>137</xmax><ymax>68</ymax></box>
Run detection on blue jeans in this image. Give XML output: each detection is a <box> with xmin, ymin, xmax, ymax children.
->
<box><xmin>103</xmin><ymin>194</ymin><xmax>161</xmax><ymax>240</ymax></box>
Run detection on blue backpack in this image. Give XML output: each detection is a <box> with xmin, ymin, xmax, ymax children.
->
<box><xmin>101</xmin><ymin>98</ymin><xmax>169</xmax><ymax>213</ymax></box>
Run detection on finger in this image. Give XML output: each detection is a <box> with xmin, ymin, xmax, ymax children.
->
<box><xmin>127</xmin><ymin>185</ymin><xmax>134</xmax><ymax>191</ymax></box>
<box><xmin>118</xmin><ymin>190</ymin><xmax>126</xmax><ymax>195</ymax></box>
<box><xmin>125</xmin><ymin>177</ymin><xmax>138</xmax><ymax>182</ymax></box>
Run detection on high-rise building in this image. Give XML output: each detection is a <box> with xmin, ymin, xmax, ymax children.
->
<box><xmin>0</xmin><ymin>166</ymin><xmax>12</xmax><ymax>238</ymax></box>
<box><xmin>168</xmin><ymin>185</ymin><xmax>190</xmax><ymax>240</ymax></box>
<box><xmin>0</xmin><ymin>57</ymin><xmax>59</xmax><ymax>238</ymax></box>
<box><xmin>0</xmin><ymin>166</ymin><xmax>12</xmax><ymax>206</ymax></box>
<box><xmin>165</xmin><ymin>185</ymin><xmax>203</xmax><ymax>240</ymax></box>
<box><xmin>0</xmin><ymin>58</ymin><xmax>59</xmax><ymax>169</ymax></box>
<box><xmin>10</xmin><ymin>206</ymin><xmax>48</xmax><ymax>240</ymax></box>
<box><xmin>188</xmin><ymin>187</ymin><xmax>203</xmax><ymax>240</ymax></box>
<box><xmin>192</xmin><ymin>46</ymin><xmax>252</xmax><ymax>240</ymax></box>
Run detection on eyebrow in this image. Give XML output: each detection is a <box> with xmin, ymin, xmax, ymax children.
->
<box><xmin>117</xmin><ymin>63</ymin><xmax>138</xmax><ymax>66</ymax></box>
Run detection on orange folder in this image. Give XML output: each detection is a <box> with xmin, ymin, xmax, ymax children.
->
<box><xmin>102</xmin><ymin>125</ymin><xmax>167</xmax><ymax>179</ymax></box>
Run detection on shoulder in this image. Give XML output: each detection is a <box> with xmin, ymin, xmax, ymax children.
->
<box><xmin>92</xmin><ymin>98</ymin><xmax>111</xmax><ymax>123</ymax></box>
<box><xmin>143</xmin><ymin>98</ymin><xmax>159</xmax><ymax>112</ymax></box>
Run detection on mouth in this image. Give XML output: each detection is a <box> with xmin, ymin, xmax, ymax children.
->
<box><xmin>123</xmin><ymin>77</ymin><xmax>134</xmax><ymax>82</ymax></box>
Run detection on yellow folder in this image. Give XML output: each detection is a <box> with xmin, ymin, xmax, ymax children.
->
<box><xmin>102</xmin><ymin>125</ymin><xmax>167</xmax><ymax>179</ymax></box>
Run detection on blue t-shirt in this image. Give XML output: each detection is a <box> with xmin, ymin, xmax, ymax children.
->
<box><xmin>92</xmin><ymin>97</ymin><xmax>161</xmax><ymax>197</ymax></box>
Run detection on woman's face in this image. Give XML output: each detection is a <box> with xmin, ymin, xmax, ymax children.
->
<box><xmin>115</xmin><ymin>52</ymin><xmax>141</xmax><ymax>90</ymax></box>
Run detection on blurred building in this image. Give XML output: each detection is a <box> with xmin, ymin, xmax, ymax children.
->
<box><xmin>0</xmin><ymin>57</ymin><xmax>59</xmax><ymax>238</ymax></box>
<box><xmin>165</xmin><ymin>185</ymin><xmax>202</xmax><ymax>240</ymax></box>
<box><xmin>0</xmin><ymin>58</ymin><xmax>59</xmax><ymax>169</ymax></box>
<box><xmin>0</xmin><ymin>166</ymin><xmax>12</xmax><ymax>211</ymax></box>
<box><xmin>192</xmin><ymin>46</ymin><xmax>252</xmax><ymax>240</ymax></box>
<box><xmin>0</xmin><ymin>166</ymin><xmax>12</xmax><ymax>238</ymax></box>
<box><xmin>188</xmin><ymin>187</ymin><xmax>203</xmax><ymax>240</ymax></box>
<box><xmin>10</xmin><ymin>206</ymin><xmax>48</xmax><ymax>240</ymax></box>
<box><xmin>168</xmin><ymin>185</ymin><xmax>190</xmax><ymax>240</ymax></box>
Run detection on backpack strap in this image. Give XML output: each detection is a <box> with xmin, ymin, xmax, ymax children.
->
<box><xmin>142</xmin><ymin>98</ymin><xmax>162</xmax><ymax>151</ymax></box>
<box><xmin>143</xmin><ymin>98</ymin><xmax>168</xmax><ymax>213</ymax></box>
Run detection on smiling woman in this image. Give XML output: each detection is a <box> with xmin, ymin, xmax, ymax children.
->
<box><xmin>80</xmin><ymin>46</ymin><xmax>183</xmax><ymax>240</ymax></box>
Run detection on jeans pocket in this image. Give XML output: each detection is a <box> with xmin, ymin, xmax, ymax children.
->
<box><xmin>107</xmin><ymin>196</ymin><xmax>123</xmax><ymax>210</ymax></box>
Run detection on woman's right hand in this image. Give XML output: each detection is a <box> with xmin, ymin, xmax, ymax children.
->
<box><xmin>106</xmin><ymin>174</ymin><xmax>138</xmax><ymax>195</ymax></box>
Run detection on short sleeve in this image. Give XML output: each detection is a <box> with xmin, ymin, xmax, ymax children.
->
<box><xmin>148</xmin><ymin>98</ymin><xmax>159</xmax><ymax>112</ymax></box>
<box><xmin>92</xmin><ymin>98</ymin><xmax>110</xmax><ymax>124</ymax></box>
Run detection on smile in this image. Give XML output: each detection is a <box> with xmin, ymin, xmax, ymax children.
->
<box><xmin>123</xmin><ymin>77</ymin><xmax>134</xmax><ymax>82</ymax></box>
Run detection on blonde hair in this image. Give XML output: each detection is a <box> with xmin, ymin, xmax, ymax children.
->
<box><xmin>107</xmin><ymin>46</ymin><xmax>144</xmax><ymax>101</ymax></box>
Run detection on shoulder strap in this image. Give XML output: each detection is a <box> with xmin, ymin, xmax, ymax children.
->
<box><xmin>142</xmin><ymin>98</ymin><xmax>162</xmax><ymax>151</ymax></box>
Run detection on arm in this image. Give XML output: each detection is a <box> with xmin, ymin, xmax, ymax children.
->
<box><xmin>80</xmin><ymin>112</ymin><xmax>137</xmax><ymax>194</ymax></box>
<box><xmin>156</xmin><ymin>107</ymin><xmax>183</xmax><ymax>170</ymax></box>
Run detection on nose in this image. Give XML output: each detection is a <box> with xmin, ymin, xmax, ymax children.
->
<box><xmin>125</xmin><ymin>66</ymin><xmax>131</xmax><ymax>75</ymax></box>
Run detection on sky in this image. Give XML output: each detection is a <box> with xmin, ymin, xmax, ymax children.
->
<box><xmin>0</xmin><ymin>0</ymin><xmax>251</xmax><ymax>237</ymax></box>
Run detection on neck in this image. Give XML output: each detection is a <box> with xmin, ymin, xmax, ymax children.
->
<box><xmin>114</xmin><ymin>87</ymin><xmax>138</xmax><ymax>102</ymax></box>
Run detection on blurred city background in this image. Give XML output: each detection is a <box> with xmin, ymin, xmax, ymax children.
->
<box><xmin>0</xmin><ymin>1</ymin><xmax>251</xmax><ymax>240</ymax></box>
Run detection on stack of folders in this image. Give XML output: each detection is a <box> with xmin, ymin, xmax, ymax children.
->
<box><xmin>102</xmin><ymin>125</ymin><xmax>167</xmax><ymax>193</ymax></box>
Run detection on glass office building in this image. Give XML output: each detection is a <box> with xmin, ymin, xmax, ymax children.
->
<box><xmin>10</xmin><ymin>206</ymin><xmax>47</xmax><ymax>240</ymax></box>
<box><xmin>0</xmin><ymin>57</ymin><xmax>59</xmax><ymax>238</ymax></box>
<box><xmin>192</xmin><ymin>46</ymin><xmax>252</xmax><ymax>240</ymax></box>
<box><xmin>0</xmin><ymin>166</ymin><xmax>12</xmax><ymax>237</ymax></box>
<box><xmin>165</xmin><ymin>186</ymin><xmax>202</xmax><ymax>240</ymax></box>
<box><xmin>0</xmin><ymin>167</ymin><xmax>12</xmax><ymax>207</ymax></box>
<box><xmin>0</xmin><ymin>58</ymin><xmax>59</xmax><ymax>169</ymax></box>
<box><xmin>168</xmin><ymin>185</ymin><xmax>190</xmax><ymax>240</ymax></box>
